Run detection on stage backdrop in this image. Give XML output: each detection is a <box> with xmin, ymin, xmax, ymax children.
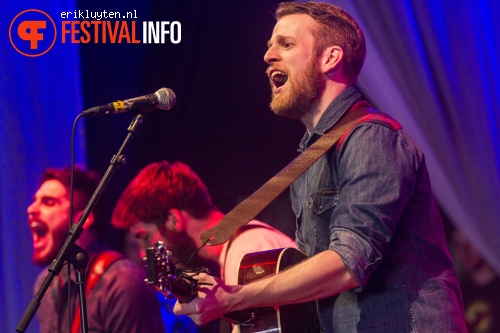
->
<box><xmin>1</xmin><ymin>0</ymin><xmax>86</xmax><ymax>331</ymax></box>
<box><xmin>1</xmin><ymin>0</ymin><xmax>499</xmax><ymax>332</ymax></box>
<box><xmin>330</xmin><ymin>0</ymin><xmax>500</xmax><ymax>273</ymax></box>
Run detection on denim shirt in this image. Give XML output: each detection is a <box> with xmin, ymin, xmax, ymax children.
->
<box><xmin>290</xmin><ymin>86</ymin><xmax>466</xmax><ymax>332</ymax></box>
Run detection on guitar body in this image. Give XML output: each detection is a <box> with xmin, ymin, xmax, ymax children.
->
<box><xmin>146</xmin><ymin>243</ymin><xmax>320</xmax><ymax>333</ymax></box>
<box><xmin>225</xmin><ymin>247</ymin><xmax>320</xmax><ymax>333</ymax></box>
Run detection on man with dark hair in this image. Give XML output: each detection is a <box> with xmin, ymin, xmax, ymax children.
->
<box><xmin>27</xmin><ymin>165</ymin><xmax>165</xmax><ymax>333</ymax></box>
<box><xmin>173</xmin><ymin>2</ymin><xmax>467</xmax><ymax>332</ymax></box>
<box><xmin>111</xmin><ymin>160</ymin><xmax>296</xmax><ymax>332</ymax></box>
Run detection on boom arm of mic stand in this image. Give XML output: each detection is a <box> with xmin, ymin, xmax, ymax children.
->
<box><xmin>16</xmin><ymin>113</ymin><xmax>145</xmax><ymax>333</ymax></box>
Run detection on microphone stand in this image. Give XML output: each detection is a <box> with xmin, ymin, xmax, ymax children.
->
<box><xmin>16</xmin><ymin>113</ymin><xmax>145</xmax><ymax>333</ymax></box>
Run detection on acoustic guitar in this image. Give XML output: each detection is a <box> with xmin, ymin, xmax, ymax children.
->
<box><xmin>146</xmin><ymin>242</ymin><xmax>320</xmax><ymax>333</ymax></box>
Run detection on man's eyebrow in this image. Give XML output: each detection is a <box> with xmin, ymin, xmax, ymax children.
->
<box><xmin>134</xmin><ymin>230</ymin><xmax>145</xmax><ymax>236</ymax></box>
<box><xmin>41</xmin><ymin>195</ymin><xmax>58</xmax><ymax>201</ymax></box>
<box><xmin>267</xmin><ymin>35</ymin><xmax>287</xmax><ymax>48</ymax></box>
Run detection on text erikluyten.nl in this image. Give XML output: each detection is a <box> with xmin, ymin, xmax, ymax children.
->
<box><xmin>61</xmin><ymin>9</ymin><xmax>137</xmax><ymax>21</ymax></box>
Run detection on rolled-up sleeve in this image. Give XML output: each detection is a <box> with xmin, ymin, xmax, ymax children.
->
<box><xmin>329</xmin><ymin>123</ymin><xmax>419</xmax><ymax>288</ymax></box>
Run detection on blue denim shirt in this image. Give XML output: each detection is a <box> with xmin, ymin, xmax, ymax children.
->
<box><xmin>290</xmin><ymin>86</ymin><xmax>466</xmax><ymax>332</ymax></box>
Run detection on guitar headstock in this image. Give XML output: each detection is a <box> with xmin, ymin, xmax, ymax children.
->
<box><xmin>146</xmin><ymin>241</ymin><xmax>176</xmax><ymax>297</ymax></box>
<box><xmin>145</xmin><ymin>241</ymin><xmax>207</xmax><ymax>303</ymax></box>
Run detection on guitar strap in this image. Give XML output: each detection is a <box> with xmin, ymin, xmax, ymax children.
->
<box><xmin>71</xmin><ymin>250</ymin><xmax>124</xmax><ymax>333</ymax></box>
<box><xmin>201</xmin><ymin>100</ymin><xmax>397</xmax><ymax>246</ymax></box>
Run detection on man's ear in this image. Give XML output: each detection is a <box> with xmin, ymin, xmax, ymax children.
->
<box><xmin>164</xmin><ymin>209</ymin><xmax>183</xmax><ymax>232</ymax></box>
<box><xmin>73</xmin><ymin>211</ymin><xmax>95</xmax><ymax>230</ymax></box>
<box><xmin>321</xmin><ymin>45</ymin><xmax>343</xmax><ymax>75</ymax></box>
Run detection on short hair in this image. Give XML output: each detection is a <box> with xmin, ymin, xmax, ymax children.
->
<box><xmin>111</xmin><ymin>161</ymin><xmax>217</xmax><ymax>229</ymax></box>
<box><xmin>275</xmin><ymin>2</ymin><xmax>366</xmax><ymax>81</ymax></box>
<box><xmin>41</xmin><ymin>165</ymin><xmax>101</xmax><ymax>212</ymax></box>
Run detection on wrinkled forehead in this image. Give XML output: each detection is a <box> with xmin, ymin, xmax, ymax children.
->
<box><xmin>35</xmin><ymin>179</ymin><xmax>89</xmax><ymax>210</ymax></box>
<box><xmin>268</xmin><ymin>13</ymin><xmax>318</xmax><ymax>45</ymax></box>
<box><xmin>130</xmin><ymin>221</ymin><xmax>160</xmax><ymax>235</ymax></box>
<box><xmin>35</xmin><ymin>179</ymin><xmax>68</xmax><ymax>199</ymax></box>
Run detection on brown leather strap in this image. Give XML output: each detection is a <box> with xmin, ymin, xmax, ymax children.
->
<box><xmin>336</xmin><ymin>112</ymin><xmax>402</xmax><ymax>151</ymax></box>
<box><xmin>201</xmin><ymin>103</ymin><xmax>372</xmax><ymax>245</ymax></box>
<box><xmin>72</xmin><ymin>251</ymin><xmax>124</xmax><ymax>333</ymax></box>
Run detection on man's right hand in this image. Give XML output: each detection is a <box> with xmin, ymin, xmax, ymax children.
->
<box><xmin>173</xmin><ymin>272</ymin><xmax>243</xmax><ymax>325</ymax></box>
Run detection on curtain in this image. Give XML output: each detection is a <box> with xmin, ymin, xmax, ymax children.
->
<box><xmin>0</xmin><ymin>0</ymin><xmax>85</xmax><ymax>331</ymax></box>
<box><xmin>327</xmin><ymin>0</ymin><xmax>500</xmax><ymax>272</ymax></box>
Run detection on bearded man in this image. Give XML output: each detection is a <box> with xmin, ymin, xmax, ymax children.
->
<box><xmin>173</xmin><ymin>2</ymin><xmax>467</xmax><ymax>332</ymax></box>
<box><xmin>27</xmin><ymin>165</ymin><xmax>165</xmax><ymax>333</ymax></box>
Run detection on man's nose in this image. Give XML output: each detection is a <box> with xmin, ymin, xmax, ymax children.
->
<box><xmin>139</xmin><ymin>247</ymin><xmax>147</xmax><ymax>260</ymax></box>
<box><xmin>27</xmin><ymin>201</ymin><xmax>37</xmax><ymax>215</ymax></box>
<box><xmin>264</xmin><ymin>45</ymin><xmax>280</xmax><ymax>64</ymax></box>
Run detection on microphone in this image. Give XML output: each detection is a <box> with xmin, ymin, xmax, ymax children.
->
<box><xmin>83</xmin><ymin>88</ymin><xmax>176</xmax><ymax>116</ymax></box>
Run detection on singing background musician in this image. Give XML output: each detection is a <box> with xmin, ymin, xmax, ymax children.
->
<box><xmin>27</xmin><ymin>165</ymin><xmax>165</xmax><ymax>333</ymax></box>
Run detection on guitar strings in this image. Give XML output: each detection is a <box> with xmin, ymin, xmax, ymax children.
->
<box><xmin>171</xmin><ymin>238</ymin><xmax>213</xmax><ymax>291</ymax></box>
<box><xmin>172</xmin><ymin>237</ymin><xmax>210</xmax><ymax>269</ymax></box>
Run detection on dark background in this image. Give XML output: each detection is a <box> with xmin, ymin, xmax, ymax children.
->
<box><xmin>78</xmin><ymin>0</ymin><xmax>303</xmax><ymax>249</ymax></box>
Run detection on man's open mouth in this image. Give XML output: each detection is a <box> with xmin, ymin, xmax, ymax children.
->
<box><xmin>30</xmin><ymin>221</ymin><xmax>48</xmax><ymax>248</ymax></box>
<box><xmin>270</xmin><ymin>70</ymin><xmax>288</xmax><ymax>89</ymax></box>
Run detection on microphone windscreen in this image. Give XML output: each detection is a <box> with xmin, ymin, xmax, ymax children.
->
<box><xmin>155</xmin><ymin>88</ymin><xmax>176</xmax><ymax>110</ymax></box>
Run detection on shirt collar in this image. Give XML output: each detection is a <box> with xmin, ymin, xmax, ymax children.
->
<box><xmin>298</xmin><ymin>86</ymin><xmax>362</xmax><ymax>151</ymax></box>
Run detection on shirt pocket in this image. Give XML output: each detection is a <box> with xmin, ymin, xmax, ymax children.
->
<box><xmin>309</xmin><ymin>189</ymin><xmax>339</xmax><ymax>214</ymax></box>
